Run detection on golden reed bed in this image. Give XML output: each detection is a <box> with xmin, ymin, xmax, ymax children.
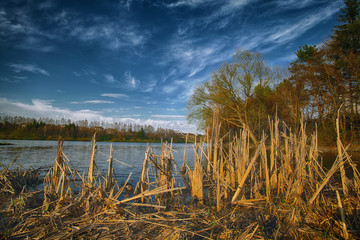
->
<box><xmin>1</xmin><ymin>113</ymin><xmax>359</xmax><ymax>239</ymax></box>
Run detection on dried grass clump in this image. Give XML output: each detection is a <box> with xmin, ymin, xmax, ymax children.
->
<box><xmin>0</xmin><ymin>158</ymin><xmax>40</xmax><ymax>196</ymax></box>
<box><xmin>1</xmin><ymin>111</ymin><xmax>360</xmax><ymax>239</ymax></box>
<box><xmin>0</xmin><ymin>158</ymin><xmax>42</xmax><ymax>238</ymax></box>
<box><xmin>184</xmin><ymin>111</ymin><xmax>360</xmax><ymax>239</ymax></box>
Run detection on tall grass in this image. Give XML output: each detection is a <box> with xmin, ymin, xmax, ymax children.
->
<box><xmin>185</xmin><ymin>111</ymin><xmax>360</xmax><ymax>238</ymax></box>
<box><xmin>2</xmin><ymin>111</ymin><xmax>360</xmax><ymax>239</ymax></box>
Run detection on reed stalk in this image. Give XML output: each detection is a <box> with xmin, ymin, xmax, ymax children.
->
<box><xmin>261</xmin><ymin>138</ymin><xmax>270</xmax><ymax>201</ymax></box>
<box><xmin>51</xmin><ymin>138</ymin><xmax>64</xmax><ymax>191</ymax></box>
<box><xmin>189</xmin><ymin>144</ymin><xmax>204</xmax><ymax>203</ymax></box>
<box><xmin>88</xmin><ymin>133</ymin><xmax>97</xmax><ymax>188</ymax></box>
<box><xmin>231</xmin><ymin>139</ymin><xmax>263</xmax><ymax>204</ymax></box>
<box><xmin>181</xmin><ymin>133</ymin><xmax>188</xmax><ymax>175</ymax></box>
<box><xmin>135</xmin><ymin>146</ymin><xmax>151</xmax><ymax>202</ymax></box>
<box><xmin>106</xmin><ymin>143</ymin><xmax>114</xmax><ymax>192</ymax></box>
<box><xmin>337</xmin><ymin>116</ymin><xmax>348</xmax><ymax>196</ymax></box>
<box><xmin>336</xmin><ymin>190</ymin><xmax>349</xmax><ymax>239</ymax></box>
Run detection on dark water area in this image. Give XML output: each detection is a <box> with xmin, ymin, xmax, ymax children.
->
<box><xmin>319</xmin><ymin>150</ymin><xmax>360</xmax><ymax>180</ymax></box>
<box><xmin>320</xmin><ymin>150</ymin><xmax>360</xmax><ymax>169</ymax></box>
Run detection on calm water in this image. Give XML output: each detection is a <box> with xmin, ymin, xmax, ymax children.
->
<box><xmin>0</xmin><ymin>139</ymin><xmax>196</xmax><ymax>185</ymax></box>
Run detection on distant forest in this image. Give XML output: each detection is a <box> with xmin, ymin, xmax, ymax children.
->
<box><xmin>0</xmin><ymin>116</ymin><xmax>189</xmax><ymax>143</ymax></box>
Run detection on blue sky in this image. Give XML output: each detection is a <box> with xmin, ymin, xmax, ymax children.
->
<box><xmin>0</xmin><ymin>0</ymin><xmax>343</xmax><ymax>133</ymax></box>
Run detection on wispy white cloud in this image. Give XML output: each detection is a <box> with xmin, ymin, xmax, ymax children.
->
<box><xmin>0</xmin><ymin>2</ymin><xmax>150</xmax><ymax>52</ymax></box>
<box><xmin>71</xmin><ymin>100</ymin><xmax>114</xmax><ymax>104</ymax></box>
<box><xmin>0</xmin><ymin>6</ymin><xmax>57</xmax><ymax>52</ymax></box>
<box><xmin>160</xmin><ymin>0</ymin><xmax>340</xmax><ymax>78</ymax></box>
<box><xmin>104</xmin><ymin>74</ymin><xmax>122</xmax><ymax>87</ymax></box>
<box><xmin>17</xmin><ymin>36</ymin><xmax>55</xmax><ymax>52</ymax></box>
<box><xmin>142</xmin><ymin>79</ymin><xmax>158</xmax><ymax>93</ymax></box>
<box><xmin>145</xmin><ymin>101</ymin><xmax>158</xmax><ymax>105</ymax></box>
<box><xmin>230</xmin><ymin>0</ymin><xmax>341</xmax><ymax>53</ymax></box>
<box><xmin>38</xmin><ymin>0</ymin><xmax>56</xmax><ymax>10</ymax></box>
<box><xmin>103</xmin><ymin>72</ymin><xmax>140</xmax><ymax>89</ymax></box>
<box><xmin>273</xmin><ymin>0</ymin><xmax>338</xmax><ymax>10</ymax></box>
<box><xmin>162</xmin><ymin>79</ymin><xmax>188</xmax><ymax>95</ymax></box>
<box><xmin>158</xmin><ymin>0</ymin><xmax>340</xmax><ymax>104</ymax></box>
<box><xmin>0</xmin><ymin>9</ymin><xmax>25</xmax><ymax>35</ymax></box>
<box><xmin>13</xmin><ymin>76</ymin><xmax>28</xmax><ymax>80</ymax></box>
<box><xmin>8</xmin><ymin>63</ymin><xmax>50</xmax><ymax>76</ymax></box>
<box><xmin>53</xmin><ymin>10</ymin><xmax>149</xmax><ymax>50</ymax></box>
<box><xmin>162</xmin><ymin>85</ymin><xmax>178</xmax><ymax>94</ymax></box>
<box><xmin>162</xmin><ymin>0</ymin><xmax>213</xmax><ymax>8</ymax></box>
<box><xmin>265</xmin><ymin>6</ymin><xmax>338</xmax><ymax>44</ymax></box>
<box><xmin>104</xmin><ymin>74</ymin><xmax>116</xmax><ymax>83</ymax></box>
<box><xmin>161</xmin><ymin>68</ymin><xmax>177</xmax><ymax>83</ymax></box>
<box><xmin>202</xmin><ymin>0</ymin><xmax>253</xmax><ymax>29</ymax></box>
<box><xmin>124</xmin><ymin>71</ymin><xmax>139</xmax><ymax>89</ymax></box>
<box><xmin>101</xmin><ymin>93</ymin><xmax>128</xmax><ymax>98</ymax></box>
<box><xmin>84</xmin><ymin>100</ymin><xmax>113</xmax><ymax>104</ymax></box>
<box><xmin>73</xmin><ymin>72</ymin><xmax>81</xmax><ymax>77</ymax></box>
<box><xmin>151</xmin><ymin>114</ymin><xmax>185</xmax><ymax>119</ymax></box>
<box><xmin>163</xmin><ymin>38</ymin><xmax>228</xmax><ymax>77</ymax></box>
<box><xmin>158</xmin><ymin>37</ymin><xmax>230</xmax><ymax>101</ymax></box>
<box><xmin>118</xmin><ymin>0</ymin><xmax>134</xmax><ymax>11</ymax></box>
<box><xmin>0</xmin><ymin>98</ymin><xmax>102</xmax><ymax>121</ymax></box>
<box><xmin>163</xmin><ymin>0</ymin><xmax>253</xmax><ymax>31</ymax></box>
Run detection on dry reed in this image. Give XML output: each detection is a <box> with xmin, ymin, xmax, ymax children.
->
<box><xmin>1</xmin><ymin>111</ymin><xmax>360</xmax><ymax>239</ymax></box>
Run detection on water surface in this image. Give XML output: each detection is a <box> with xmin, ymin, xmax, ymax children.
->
<box><xmin>0</xmin><ymin>139</ymin><xmax>195</xmax><ymax>185</ymax></box>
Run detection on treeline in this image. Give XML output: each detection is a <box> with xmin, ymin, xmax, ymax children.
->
<box><xmin>0</xmin><ymin>116</ymin><xmax>188</xmax><ymax>143</ymax></box>
<box><xmin>188</xmin><ymin>0</ymin><xmax>360</xmax><ymax>146</ymax></box>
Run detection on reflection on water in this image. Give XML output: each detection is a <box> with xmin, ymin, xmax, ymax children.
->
<box><xmin>0</xmin><ymin>140</ymin><xmax>195</xmax><ymax>185</ymax></box>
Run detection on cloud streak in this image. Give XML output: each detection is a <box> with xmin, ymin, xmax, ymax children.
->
<box><xmin>151</xmin><ymin>114</ymin><xmax>185</xmax><ymax>119</ymax></box>
<box><xmin>0</xmin><ymin>98</ymin><xmax>101</xmax><ymax>121</ymax></box>
<box><xmin>162</xmin><ymin>0</ymin><xmax>214</xmax><ymax>8</ymax></box>
<box><xmin>264</xmin><ymin>3</ymin><xmax>340</xmax><ymax>44</ymax></box>
<box><xmin>101</xmin><ymin>93</ymin><xmax>128</xmax><ymax>99</ymax></box>
<box><xmin>52</xmin><ymin>9</ymin><xmax>150</xmax><ymax>50</ymax></box>
<box><xmin>71</xmin><ymin>100</ymin><xmax>114</xmax><ymax>104</ymax></box>
<box><xmin>0</xmin><ymin>2</ymin><xmax>150</xmax><ymax>52</ymax></box>
<box><xmin>159</xmin><ymin>0</ymin><xmax>340</xmax><ymax>84</ymax></box>
<box><xmin>8</xmin><ymin>63</ymin><xmax>50</xmax><ymax>76</ymax></box>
